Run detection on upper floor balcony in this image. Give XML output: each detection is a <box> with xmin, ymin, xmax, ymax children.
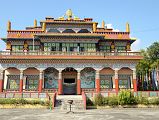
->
<box><xmin>0</xmin><ymin>51</ymin><xmax>143</xmax><ymax>60</ymax></box>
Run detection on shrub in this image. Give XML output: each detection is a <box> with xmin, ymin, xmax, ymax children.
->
<box><xmin>0</xmin><ymin>98</ymin><xmax>49</xmax><ymax>106</ymax></box>
<box><xmin>103</xmin><ymin>97</ymin><xmax>109</xmax><ymax>105</ymax></box>
<box><xmin>137</xmin><ymin>96</ymin><xmax>149</xmax><ymax>105</ymax></box>
<box><xmin>148</xmin><ymin>97</ymin><xmax>159</xmax><ymax>105</ymax></box>
<box><xmin>118</xmin><ymin>90</ymin><xmax>137</xmax><ymax>105</ymax></box>
<box><xmin>108</xmin><ymin>96</ymin><xmax>118</xmax><ymax>106</ymax></box>
<box><xmin>94</xmin><ymin>93</ymin><xmax>104</xmax><ymax>106</ymax></box>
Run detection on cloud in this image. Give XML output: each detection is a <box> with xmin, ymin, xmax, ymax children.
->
<box><xmin>131</xmin><ymin>39</ymin><xmax>141</xmax><ymax>51</ymax></box>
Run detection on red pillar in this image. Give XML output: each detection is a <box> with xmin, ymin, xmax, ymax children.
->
<box><xmin>39</xmin><ymin>79</ymin><xmax>43</xmax><ymax>92</ymax></box>
<box><xmin>133</xmin><ymin>69</ymin><xmax>137</xmax><ymax>92</ymax></box>
<box><xmin>133</xmin><ymin>79</ymin><xmax>137</xmax><ymax>92</ymax></box>
<box><xmin>38</xmin><ymin>71</ymin><xmax>43</xmax><ymax>93</ymax></box>
<box><xmin>0</xmin><ymin>71</ymin><xmax>3</xmax><ymax>93</ymax></box>
<box><xmin>115</xmin><ymin>69</ymin><xmax>119</xmax><ymax>93</ymax></box>
<box><xmin>19</xmin><ymin>70</ymin><xmax>23</xmax><ymax>93</ymax></box>
<box><xmin>19</xmin><ymin>79</ymin><xmax>23</xmax><ymax>93</ymax></box>
<box><xmin>0</xmin><ymin>80</ymin><xmax>3</xmax><ymax>93</ymax></box>
<box><xmin>115</xmin><ymin>79</ymin><xmax>119</xmax><ymax>92</ymax></box>
<box><xmin>96</xmin><ymin>70</ymin><xmax>100</xmax><ymax>93</ymax></box>
<box><xmin>77</xmin><ymin>79</ymin><xmax>81</xmax><ymax>95</ymax></box>
<box><xmin>96</xmin><ymin>79</ymin><xmax>100</xmax><ymax>93</ymax></box>
<box><xmin>58</xmin><ymin>71</ymin><xmax>63</xmax><ymax>95</ymax></box>
<box><xmin>77</xmin><ymin>71</ymin><xmax>81</xmax><ymax>95</ymax></box>
<box><xmin>58</xmin><ymin>79</ymin><xmax>63</xmax><ymax>95</ymax></box>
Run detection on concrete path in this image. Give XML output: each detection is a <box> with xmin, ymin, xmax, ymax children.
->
<box><xmin>0</xmin><ymin>108</ymin><xmax>159</xmax><ymax>120</ymax></box>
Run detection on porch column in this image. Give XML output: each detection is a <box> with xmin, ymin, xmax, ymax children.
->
<box><xmin>77</xmin><ymin>70</ymin><xmax>81</xmax><ymax>95</ymax></box>
<box><xmin>19</xmin><ymin>70</ymin><xmax>23</xmax><ymax>93</ymax></box>
<box><xmin>96</xmin><ymin>70</ymin><xmax>100</xmax><ymax>93</ymax></box>
<box><xmin>38</xmin><ymin>70</ymin><xmax>43</xmax><ymax>93</ymax></box>
<box><xmin>115</xmin><ymin>69</ymin><xmax>119</xmax><ymax>92</ymax></box>
<box><xmin>0</xmin><ymin>70</ymin><xmax>4</xmax><ymax>93</ymax></box>
<box><xmin>133</xmin><ymin>69</ymin><xmax>137</xmax><ymax>92</ymax></box>
<box><xmin>58</xmin><ymin>70</ymin><xmax>63</xmax><ymax>95</ymax></box>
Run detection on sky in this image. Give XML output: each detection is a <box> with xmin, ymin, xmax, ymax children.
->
<box><xmin>0</xmin><ymin>0</ymin><xmax>159</xmax><ymax>51</ymax></box>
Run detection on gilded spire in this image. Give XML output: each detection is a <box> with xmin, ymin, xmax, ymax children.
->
<box><xmin>7</xmin><ymin>21</ymin><xmax>11</xmax><ymax>31</ymax></box>
<box><xmin>34</xmin><ymin>19</ymin><xmax>37</xmax><ymax>27</ymax></box>
<box><xmin>126</xmin><ymin>22</ymin><xmax>130</xmax><ymax>32</ymax></box>
<box><xmin>66</xmin><ymin>9</ymin><xmax>73</xmax><ymax>20</ymax></box>
<box><xmin>42</xmin><ymin>22</ymin><xmax>46</xmax><ymax>31</ymax></box>
<box><xmin>93</xmin><ymin>22</ymin><xmax>97</xmax><ymax>32</ymax></box>
<box><xmin>102</xmin><ymin>20</ymin><xmax>105</xmax><ymax>28</ymax></box>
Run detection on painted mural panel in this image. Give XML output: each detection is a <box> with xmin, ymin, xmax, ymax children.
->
<box><xmin>81</xmin><ymin>68</ymin><xmax>95</xmax><ymax>88</ymax></box>
<box><xmin>44</xmin><ymin>68</ymin><xmax>58</xmax><ymax>89</ymax></box>
<box><xmin>119</xmin><ymin>75</ymin><xmax>131</xmax><ymax>89</ymax></box>
<box><xmin>25</xmin><ymin>75</ymin><xmax>39</xmax><ymax>90</ymax></box>
<box><xmin>100</xmin><ymin>75</ymin><xmax>113</xmax><ymax>88</ymax></box>
<box><xmin>7</xmin><ymin>75</ymin><xmax>20</xmax><ymax>90</ymax></box>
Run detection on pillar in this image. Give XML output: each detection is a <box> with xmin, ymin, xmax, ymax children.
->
<box><xmin>96</xmin><ymin>70</ymin><xmax>100</xmax><ymax>93</ymax></box>
<box><xmin>38</xmin><ymin>70</ymin><xmax>43</xmax><ymax>93</ymax></box>
<box><xmin>133</xmin><ymin>69</ymin><xmax>137</xmax><ymax>92</ymax></box>
<box><xmin>77</xmin><ymin>70</ymin><xmax>81</xmax><ymax>95</ymax></box>
<box><xmin>115</xmin><ymin>69</ymin><xmax>119</xmax><ymax>92</ymax></box>
<box><xmin>0</xmin><ymin>70</ymin><xmax>4</xmax><ymax>93</ymax></box>
<box><xmin>58</xmin><ymin>70</ymin><xmax>63</xmax><ymax>95</ymax></box>
<box><xmin>19</xmin><ymin>70</ymin><xmax>23</xmax><ymax>93</ymax></box>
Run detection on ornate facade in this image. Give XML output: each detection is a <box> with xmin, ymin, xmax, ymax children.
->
<box><xmin>0</xmin><ymin>9</ymin><xmax>143</xmax><ymax>95</ymax></box>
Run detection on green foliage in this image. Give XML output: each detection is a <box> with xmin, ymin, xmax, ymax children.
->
<box><xmin>136</xmin><ymin>41</ymin><xmax>159</xmax><ymax>91</ymax></box>
<box><xmin>148</xmin><ymin>97</ymin><xmax>159</xmax><ymax>105</ymax></box>
<box><xmin>87</xmin><ymin>90</ymin><xmax>159</xmax><ymax>107</ymax></box>
<box><xmin>0</xmin><ymin>98</ymin><xmax>49</xmax><ymax>106</ymax></box>
<box><xmin>118</xmin><ymin>90</ymin><xmax>138</xmax><ymax>105</ymax></box>
<box><xmin>108</xmin><ymin>96</ymin><xmax>119</xmax><ymax>106</ymax></box>
<box><xmin>94</xmin><ymin>93</ymin><xmax>104</xmax><ymax>106</ymax></box>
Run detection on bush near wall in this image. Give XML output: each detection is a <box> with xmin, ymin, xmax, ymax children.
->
<box><xmin>88</xmin><ymin>90</ymin><xmax>159</xmax><ymax>107</ymax></box>
<box><xmin>0</xmin><ymin>98</ymin><xmax>50</xmax><ymax>106</ymax></box>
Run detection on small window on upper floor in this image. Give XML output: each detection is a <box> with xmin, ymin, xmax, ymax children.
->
<box><xmin>62</xmin><ymin>29</ymin><xmax>76</xmax><ymax>33</ymax></box>
<box><xmin>47</xmin><ymin>29</ymin><xmax>60</xmax><ymax>33</ymax></box>
<box><xmin>78</xmin><ymin>29</ymin><xmax>91</xmax><ymax>33</ymax></box>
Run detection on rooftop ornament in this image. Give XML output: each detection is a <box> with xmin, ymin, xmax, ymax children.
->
<box><xmin>59</xmin><ymin>9</ymin><xmax>80</xmax><ymax>20</ymax></box>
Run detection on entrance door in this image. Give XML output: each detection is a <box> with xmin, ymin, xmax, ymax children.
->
<box><xmin>63</xmin><ymin>78</ymin><xmax>76</xmax><ymax>95</ymax></box>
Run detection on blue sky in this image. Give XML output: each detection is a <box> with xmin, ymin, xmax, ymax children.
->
<box><xmin>0</xmin><ymin>0</ymin><xmax>159</xmax><ymax>51</ymax></box>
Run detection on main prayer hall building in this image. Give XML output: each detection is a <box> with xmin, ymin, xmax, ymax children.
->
<box><xmin>0</xmin><ymin>10</ymin><xmax>142</xmax><ymax>95</ymax></box>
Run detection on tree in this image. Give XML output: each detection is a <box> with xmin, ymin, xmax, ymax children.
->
<box><xmin>136</xmin><ymin>41</ymin><xmax>159</xmax><ymax>91</ymax></box>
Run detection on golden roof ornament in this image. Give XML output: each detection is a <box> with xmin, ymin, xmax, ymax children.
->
<box><xmin>42</xmin><ymin>22</ymin><xmax>46</xmax><ymax>31</ymax></box>
<box><xmin>7</xmin><ymin>21</ymin><xmax>11</xmax><ymax>31</ymax></box>
<box><xmin>102</xmin><ymin>20</ymin><xmax>105</xmax><ymax>28</ymax></box>
<box><xmin>126</xmin><ymin>22</ymin><xmax>130</xmax><ymax>32</ymax></box>
<box><xmin>66</xmin><ymin>9</ymin><xmax>73</xmax><ymax>20</ymax></box>
<box><xmin>34</xmin><ymin>19</ymin><xmax>37</xmax><ymax>27</ymax></box>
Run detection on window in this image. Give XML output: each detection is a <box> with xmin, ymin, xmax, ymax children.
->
<box><xmin>7</xmin><ymin>75</ymin><xmax>20</xmax><ymax>90</ymax></box>
<box><xmin>44</xmin><ymin>43</ymin><xmax>60</xmax><ymax>51</ymax></box>
<box><xmin>12</xmin><ymin>45</ymin><xmax>23</xmax><ymax>51</ymax></box>
<box><xmin>116</xmin><ymin>46</ymin><xmax>126</xmax><ymax>52</ymax></box>
<box><xmin>25</xmin><ymin>75</ymin><xmax>39</xmax><ymax>90</ymax></box>
<box><xmin>28</xmin><ymin>45</ymin><xmax>40</xmax><ymax>51</ymax></box>
<box><xmin>100</xmin><ymin>75</ymin><xmax>113</xmax><ymax>88</ymax></box>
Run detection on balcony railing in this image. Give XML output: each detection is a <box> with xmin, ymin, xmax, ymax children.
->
<box><xmin>0</xmin><ymin>51</ymin><xmax>141</xmax><ymax>56</ymax></box>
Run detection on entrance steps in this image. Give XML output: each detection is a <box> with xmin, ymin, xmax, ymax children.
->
<box><xmin>55</xmin><ymin>95</ymin><xmax>85</xmax><ymax>110</ymax></box>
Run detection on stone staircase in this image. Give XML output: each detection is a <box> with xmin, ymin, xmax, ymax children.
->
<box><xmin>55</xmin><ymin>95</ymin><xmax>85</xmax><ymax>110</ymax></box>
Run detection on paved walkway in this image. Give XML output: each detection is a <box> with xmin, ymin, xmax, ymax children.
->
<box><xmin>0</xmin><ymin>108</ymin><xmax>159</xmax><ymax>120</ymax></box>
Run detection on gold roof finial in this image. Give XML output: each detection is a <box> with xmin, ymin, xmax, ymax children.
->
<box><xmin>93</xmin><ymin>22</ymin><xmax>97</xmax><ymax>32</ymax></box>
<box><xmin>42</xmin><ymin>22</ymin><xmax>46</xmax><ymax>31</ymax></box>
<box><xmin>102</xmin><ymin>20</ymin><xmax>105</xmax><ymax>28</ymax></box>
<box><xmin>34</xmin><ymin>19</ymin><xmax>37</xmax><ymax>27</ymax></box>
<box><xmin>126</xmin><ymin>22</ymin><xmax>130</xmax><ymax>32</ymax></box>
<box><xmin>66</xmin><ymin>9</ymin><xmax>73</xmax><ymax>20</ymax></box>
<box><xmin>7</xmin><ymin>20</ymin><xmax>11</xmax><ymax>31</ymax></box>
